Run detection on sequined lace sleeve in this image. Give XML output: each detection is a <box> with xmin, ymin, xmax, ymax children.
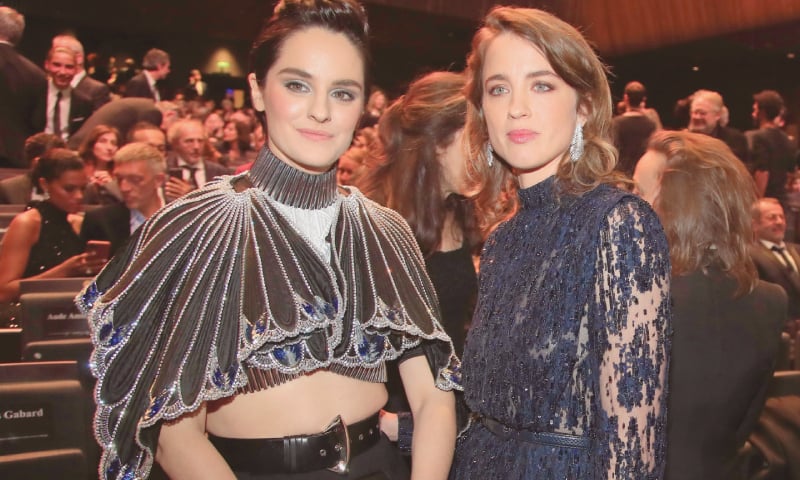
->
<box><xmin>594</xmin><ymin>198</ymin><xmax>671</xmax><ymax>480</ymax></box>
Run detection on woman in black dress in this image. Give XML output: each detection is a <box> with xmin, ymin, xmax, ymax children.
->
<box><xmin>356</xmin><ymin>71</ymin><xmax>480</xmax><ymax>452</ymax></box>
<box><xmin>0</xmin><ymin>148</ymin><xmax>105</xmax><ymax>302</ymax></box>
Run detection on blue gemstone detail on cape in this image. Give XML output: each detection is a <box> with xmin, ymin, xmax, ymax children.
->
<box><xmin>273</xmin><ymin>342</ymin><xmax>303</xmax><ymax>367</ymax></box>
<box><xmin>82</xmin><ymin>282</ymin><xmax>99</xmax><ymax>308</ymax></box>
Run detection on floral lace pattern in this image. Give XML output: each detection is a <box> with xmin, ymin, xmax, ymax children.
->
<box><xmin>451</xmin><ymin>176</ymin><xmax>671</xmax><ymax>479</ymax></box>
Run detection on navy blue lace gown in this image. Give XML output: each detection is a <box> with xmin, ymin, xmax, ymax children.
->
<box><xmin>451</xmin><ymin>176</ymin><xmax>671</xmax><ymax>479</ymax></box>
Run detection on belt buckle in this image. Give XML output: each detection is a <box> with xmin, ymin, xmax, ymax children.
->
<box><xmin>324</xmin><ymin>415</ymin><xmax>350</xmax><ymax>474</ymax></box>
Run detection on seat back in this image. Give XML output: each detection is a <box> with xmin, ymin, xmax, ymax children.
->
<box><xmin>0</xmin><ymin>361</ymin><xmax>89</xmax><ymax>478</ymax></box>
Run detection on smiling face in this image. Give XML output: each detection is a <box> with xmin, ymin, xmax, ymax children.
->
<box><xmin>45</xmin><ymin>50</ymin><xmax>77</xmax><ymax>90</ymax></box>
<box><xmin>754</xmin><ymin>200</ymin><xmax>787</xmax><ymax>244</ymax></box>
<box><xmin>481</xmin><ymin>32</ymin><xmax>583</xmax><ymax>188</ymax></box>
<box><xmin>689</xmin><ymin>97</ymin><xmax>721</xmax><ymax>134</ymax></box>
<box><xmin>249</xmin><ymin>27</ymin><xmax>365</xmax><ymax>174</ymax></box>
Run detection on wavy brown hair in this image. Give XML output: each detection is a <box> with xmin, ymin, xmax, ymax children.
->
<box><xmin>463</xmin><ymin>6</ymin><xmax>625</xmax><ymax>232</ymax></box>
<box><xmin>77</xmin><ymin>124</ymin><xmax>121</xmax><ymax>169</ymax></box>
<box><xmin>357</xmin><ymin>71</ymin><xmax>480</xmax><ymax>256</ymax></box>
<box><xmin>649</xmin><ymin>130</ymin><xmax>758</xmax><ymax>296</ymax></box>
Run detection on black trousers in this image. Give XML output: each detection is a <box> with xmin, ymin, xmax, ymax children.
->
<box><xmin>230</xmin><ymin>435</ymin><xmax>409</xmax><ymax>480</ymax></box>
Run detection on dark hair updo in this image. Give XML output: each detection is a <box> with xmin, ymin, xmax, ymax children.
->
<box><xmin>249</xmin><ymin>0</ymin><xmax>370</xmax><ymax>90</ymax></box>
<box><xmin>31</xmin><ymin>148</ymin><xmax>84</xmax><ymax>193</ymax></box>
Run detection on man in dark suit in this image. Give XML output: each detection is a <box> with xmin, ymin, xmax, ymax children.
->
<box><xmin>81</xmin><ymin>142</ymin><xmax>166</xmax><ymax>255</ymax></box>
<box><xmin>0</xmin><ymin>7</ymin><xmax>48</xmax><ymax>168</ymax></box>
<box><xmin>164</xmin><ymin>119</ymin><xmax>233</xmax><ymax>202</ymax></box>
<box><xmin>184</xmin><ymin>69</ymin><xmax>208</xmax><ymax>101</ymax></box>
<box><xmin>612</xmin><ymin>81</ymin><xmax>658</xmax><ymax>177</ymax></box>
<box><xmin>123</xmin><ymin>48</ymin><xmax>170</xmax><ymax>101</ymax></box>
<box><xmin>751</xmin><ymin>197</ymin><xmax>800</xmax><ymax>332</ymax></box>
<box><xmin>37</xmin><ymin>46</ymin><xmax>92</xmax><ymax>143</ymax></box>
<box><xmin>52</xmin><ymin>34</ymin><xmax>110</xmax><ymax>111</ymax></box>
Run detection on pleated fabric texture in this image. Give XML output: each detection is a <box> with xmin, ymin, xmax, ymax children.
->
<box><xmin>77</xmin><ymin>147</ymin><xmax>461</xmax><ymax>480</ymax></box>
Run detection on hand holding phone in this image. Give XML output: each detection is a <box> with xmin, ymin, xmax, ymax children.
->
<box><xmin>86</xmin><ymin>240</ymin><xmax>111</xmax><ymax>262</ymax></box>
<box><xmin>77</xmin><ymin>240</ymin><xmax>111</xmax><ymax>277</ymax></box>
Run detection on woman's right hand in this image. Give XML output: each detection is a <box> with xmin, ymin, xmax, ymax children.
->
<box><xmin>92</xmin><ymin>170</ymin><xmax>114</xmax><ymax>186</ymax></box>
<box><xmin>59</xmin><ymin>253</ymin><xmax>107</xmax><ymax>277</ymax></box>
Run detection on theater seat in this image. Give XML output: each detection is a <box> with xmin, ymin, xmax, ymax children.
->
<box><xmin>0</xmin><ymin>449</ymin><xmax>87</xmax><ymax>478</ymax></box>
<box><xmin>0</xmin><ymin>361</ymin><xmax>89</xmax><ymax>479</ymax></box>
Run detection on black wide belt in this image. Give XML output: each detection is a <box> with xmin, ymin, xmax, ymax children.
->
<box><xmin>208</xmin><ymin>413</ymin><xmax>381</xmax><ymax>475</ymax></box>
<box><xmin>480</xmin><ymin>416</ymin><xmax>590</xmax><ymax>450</ymax></box>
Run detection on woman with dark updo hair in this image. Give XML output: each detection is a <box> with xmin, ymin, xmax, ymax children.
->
<box><xmin>78</xmin><ymin>1</ymin><xmax>459</xmax><ymax>479</ymax></box>
<box><xmin>0</xmin><ymin>149</ymin><xmax>106</xmax><ymax>302</ymax></box>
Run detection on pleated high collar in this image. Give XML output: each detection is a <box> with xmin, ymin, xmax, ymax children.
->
<box><xmin>249</xmin><ymin>147</ymin><xmax>338</xmax><ymax>209</ymax></box>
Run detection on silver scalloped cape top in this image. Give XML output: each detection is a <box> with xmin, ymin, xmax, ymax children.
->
<box><xmin>76</xmin><ymin>147</ymin><xmax>462</xmax><ymax>480</ymax></box>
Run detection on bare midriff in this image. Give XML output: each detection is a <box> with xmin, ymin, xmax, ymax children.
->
<box><xmin>205</xmin><ymin>370</ymin><xmax>387</xmax><ymax>438</ymax></box>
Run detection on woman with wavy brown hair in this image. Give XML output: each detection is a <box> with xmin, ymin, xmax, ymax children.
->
<box><xmin>77</xmin><ymin>124</ymin><xmax>122</xmax><ymax>204</ymax></box>
<box><xmin>356</xmin><ymin>71</ymin><xmax>480</xmax><ymax>455</ymax></box>
<box><xmin>635</xmin><ymin>130</ymin><xmax>785</xmax><ymax>480</ymax></box>
<box><xmin>358</xmin><ymin>71</ymin><xmax>481</xmax><ymax>316</ymax></box>
<box><xmin>450</xmin><ymin>6</ymin><xmax>671</xmax><ymax>479</ymax></box>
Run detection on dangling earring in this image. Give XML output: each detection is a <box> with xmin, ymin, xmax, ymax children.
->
<box><xmin>485</xmin><ymin>142</ymin><xmax>494</xmax><ymax>167</ymax></box>
<box><xmin>569</xmin><ymin>123</ymin><xmax>584</xmax><ymax>163</ymax></box>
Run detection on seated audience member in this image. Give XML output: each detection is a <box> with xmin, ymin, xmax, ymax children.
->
<box><xmin>359</xmin><ymin>87</ymin><xmax>387</xmax><ymax>129</ymax></box>
<box><xmin>67</xmin><ymin>97</ymin><xmax>163</xmax><ymax>149</ymax></box>
<box><xmin>0</xmin><ymin>149</ymin><xmax>106</xmax><ymax>302</ymax></box>
<box><xmin>218</xmin><ymin>120</ymin><xmax>256</xmax><ymax>167</ymax></box>
<box><xmin>687</xmin><ymin>89</ymin><xmax>749</xmax><ymax>166</ymax></box>
<box><xmin>232</xmin><ymin>122</ymin><xmax>266</xmax><ymax>175</ymax></box>
<box><xmin>203</xmin><ymin>112</ymin><xmax>224</xmax><ymax>150</ymax></box>
<box><xmin>750</xmin><ymin>197</ymin><xmax>800</xmax><ymax>335</ymax></box>
<box><xmin>81</xmin><ymin>143</ymin><xmax>165</xmax><ymax>256</ymax></box>
<box><xmin>0</xmin><ymin>133</ymin><xmax>65</xmax><ymax>204</ymax></box>
<box><xmin>784</xmin><ymin>172</ymin><xmax>800</xmax><ymax>243</ymax></box>
<box><xmin>78</xmin><ymin>125</ymin><xmax>122</xmax><ymax>204</ymax></box>
<box><xmin>337</xmin><ymin>145</ymin><xmax>367</xmax><ymax>186</ymax></box>
<box><xmin>612</xmin><ymin>81</ymin><xmax>657</xmax><ymax>177</ymax></box>
<box><xmin>156</xmin><ymin>100</ymin><xmax>180</xmax><ymax>133</ymax></box>
<box><xmin>633</xmin><ymin>130</ymin><xmax>785</xmax><ymax>480</ymax></box>
<box><xmin>127</xmin><ymin>121</ymin><xmax>167</xmax><ymax>153</ymax></box>
<box><xmin>165</xmin><ymin>119</ymin><xmax>233</xmax><ymax>201</ymax></box>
